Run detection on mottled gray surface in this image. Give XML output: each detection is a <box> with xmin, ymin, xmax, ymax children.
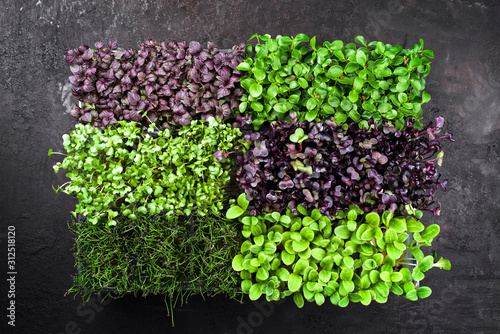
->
<box><xmin>0</xmin><ymin>0</ymin><xmax>499</xmax><ymax>333</ymax></box>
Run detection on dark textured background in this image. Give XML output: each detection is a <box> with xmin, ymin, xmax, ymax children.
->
<box><xmin>1</xmin><ymin>0</ymin><xmax>499</xmax><ymax>333</ymax></box>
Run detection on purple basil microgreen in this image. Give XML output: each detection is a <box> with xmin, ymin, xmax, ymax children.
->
<box><xmin>236</xmin><ymin>117</ymin><xmax>453</xmax><ymax>217</ymax></box>
<box><xmin>65</xmin><ymin>39</ymin><xmax>246</xmax><ymax>129</ymax></box>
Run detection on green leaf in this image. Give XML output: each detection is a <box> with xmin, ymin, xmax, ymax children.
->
<box><xmin>255</xmin><ymin>43</ymin><xmax>269</xmax><ymax>58</ymax></box>
<box><xmin>344</xmin><ymin>62</ymin><xmax>359</xmax><ymax>73</ymax></box>
<box><xmin>267</xmin><ymin>84</ymin><xmax>279</xmax><ymax>97</ymax></box>
<box><xmin>298</xmin><ymin>77</ymin><xmax>308</xmax><ymax>89</ymax></box>
<box><xmin>422</xmin><ymin>50</ymin><xmax>434</xmax><ymax>58</ymax></box>
<box><xmin>340</xmin><ymin>267</ymin><xmax>353</xmax><ymax>281</ymax></box>
<box><xmin>226</xmin><ymin>205</ymin><xmax>245</xmax><ymax>219</ymax></box>
<box><xmin>310</xmin><ymin>36</ymin><xmax>317</xmax><ymax>51</ymax></box>
<box><xmin>393</xmin><ymin>67</ymin><xmax>407</xmax><ymax>75</ymax></box>
<box><xmin>356</xmin><ymin>50</ymin><xmax>367</xmax><ymax>66</ymax></box>
<box><xmin>328</xmin><ymin>65</ymin><xmax>344</xmax><ymax>78</ymax></box>
<box><xmin>251</xmin><ymin>101</ymin><xmax>263</xmax><ymax>112</ymax></box>
<box><xmin>293</xmin><ymin>291</ymin><xmax>305</xmax><ymax>308</ymax></box>
<box><xmin>278</xmin><ymin>36</ymin><xmax>293</xmax><ymax>46</ymax></box>
<box><xmin>237</xmin><ymin>193</ymin><xmax>250</xmax><ymax>210</ymax></box>
<box><xmin>365</xmin><ymin>212</ymin><xmax>380</xmax><ymax>226</ymax></box>
<box><xmin>295</xmin><ymin>33</ymin><xmax>310</xmax><ymax>43</ymax></box>
<box><xmin>434</xmin><ymin>257</ymin><xmax>452</xmax><ymax>270</ymax></box>
<box><xmin>409</xmin><ymin>58</ymin><xmax>422</xmax><ymax>67</ymax></box>
<box><xmin>378</xmin><ymin>103</ymin><xmax>392</xmax><ymax>113</ymax></box>
<box><xmin>396</xmin><ymin>80</ymin><xmax>409</xmax><ymax>93</ymax></box>
<box><xmin>369</xmin><ymin>270</ymin><xmax>380</xmax><ymax>284</ymax></box>
<box><xmin>406</xmin><ymin>289</ymin><xmax>418</xmax><ymax>301</ymax></box>
<box><xmin>391</xmin><ymin>272</ymin><xmax>403</xmax><ymax>282</ymax></box>
<box><xmin>359</xmin><ymin>289</ymin><xmax>372</xmax><ymax>306</ymax></box>
<box><xmin>256</xmin><ymin>267</ymin><xmax>269</xmax><ymax>281</ymax></box>
<box><xmin>293</xmin><ymin>63</ymin><xmax>302</xmax><ymax>77</ymax></box>
<box><xmin>254</xmin><ymin>235</ymin><xmax>264</xmax><ymax>246</ymax></box>
<box><xmin>300</xmin><ymin>227</ymin><xmax>315</xmax><ymax>242</ymax></box>
<box><xmin>237</xmin><ymin>62</ymin><xmax>252</xmax><ymax>71</ymax></box>
<box><xmin>239</xmin><ymin>101</ymin><xmax>248</xmax><ymax>113</ymax></box>
<box><xmin>241</xmin><ymin>279</ymin><xmax>252</xmax><ymax>292</ymax></box>
<box><xmin>418</xmin><ymin>255</ymin><xmax>434</xmax><ymax>272</ymax></box>
<box><xmin>276</xmin><ymin>267</ymin><xmax>290</xmax><ymax>282</ymax></box>
<box><xmin>264</xmin><ymin>242</ymin><xmax>277</xmax><ymax>254</ymax></box>
<box><xmin>376</xmin><ymin>41</ymin><xmax>385</xmax><ymax>54</ymax></box>
<box><xmin>249</xmin><ymin>83</ymin><xmax>263</xmax><ymax>98</ymax></box>
<box><xmin>293</xmin><ymin>239</ymin><xmax>310</xmax><ymax>253</ymax></box>
<box><xmin>241</xmin><ymin>78</ymin><xmax>256</xmax><ymax>91</ymax></box>
<box><xmin>347</xmin><ymin>220</ymin><xmax>357</xmax><ymax>232</ymax></box>
<box><xmin>320</xmin><ymin>256</ymin><xmax>334</xmax><ymax>271</ymax></box>
<box><xmin>311</xmin><ymin>248</ymin><xmax>326</xmax><ymax>261</ymax></box>
<box><xmin>412</xmin><ymin>267</ymin><xmax>425</xmax><ymax>281</ymax></box>
<box><xmin>315</xmin><ymin>292</ymin><xmax>325</xmax><ymax>306</ymax></box>
<box><xmin>338</xmin><ymin>295</ymin><xmax>349</xmax><ymax>307</ymax></box>
<box><xmin>305</xmin><ymin>110</ymin><xmax>318</xmax><ymax>122</ymax></box>
<box><xmin>271</xmin><ymin>54</ymin><xmax>281</xmax><ymax>70</ymax></box>
<box><xmin>388</xmin><ymin>218</ymin><xmax>406</xmax><ymax>233</ymax></box>
<box><xmin>406</xmin><ymin>218</ymin><xmax>424</xmax><ymax>232</ymax></box>
<box><xmin>282</xmin><ymin>250</ymin><xmax>296</xmax><ymax>266</ymax></box>
<box><xmin>379</xmin><ymin>271</ymin><xmax>391</xmax><ymax>282</ymax></box>
<box><xmin>421</xmin><ymin>224</ymin><xmax>440</xmax><ymax>240</ymax></box>
<box><xmin>331</xmin><ymin>40</ymin><xmax>344</xmax><ymax>50</ymax></box>
<box><xmin>332</xmin><ymin>112</ymin><xmax>346</xmax><ymax>123</ymax></box>
<box><xmin>410</xmin><ymin>247</ymin><xmax>424</xmax><ymax>261</ymax></box>
<box><xmin>343</xmin><ymin>256</ymin><xmax>354</xmax><ymax>268</ymax></box>
<box><xmin>363</xmin><ymin>259</ymin><xmax>377</xmax><ymax>270</ymax></box>
<box><xmin>422</xmin><ymin>91</ymin><xmax>431</xmax><ymax>103</ymax></box>
<box><xmin>232</xmin><ymin>254</ymin><xmax>244</xmax><ymax>271</ymax></box>
<box><xmin>288</xmin><ymin>273</ymin><xmax>303</xmax><ymax>292</ymax></box>
<box><xmin>242</xmin><ymin>216</ymin><xmax>258</xmax><ymax>226</ymax></box>
<box><xmin>273</xmin><ymin>103</ymin><xmax>288</xmax><ymax>113</ymax></box>
<box><xmin>249</xmin><ymin>284</ymin><xmax>263</xmax><ymax>301</ymax></box>
<box><xmin>384</xmin><ymin>229</ymin><xmax>398</xmax><ymax>243</ymax></box>
<box><xmin>306</xmin><ymin>98</ymin><xmax>318</xmax><ymax>111</ymax></box>
<box><xmin>354</xmin><ymin>35</ymin><xmax>367</xmax><ymax>46</ymax></box>
<box><xmin>361</xmin><ymin>227</ymin><xmax>376</xmax><ymax>241</ymax></box>
<box><xmin>297</xmin><ymin>204</ymin><xmax>308</xmax><ymax>216</ymax></box>
<box><xmin>334</xmin><ymin>225</ymin><xmax>351</xmax><ymax>239</ymax></box>
<box><xmin>411</xmin><ymin>79</ymin><xmax>422</xmax><ymax>91</ymax></box>
<box><xmin>341</xmin><ymin>99</ymin><xmax>352</xmax><ymax>112</ymax></box>
<box><xmin>352</xmin><ymin>78</ymin><xmax>363</xmax><ymax>92</ymax></box>
<box><xmin>416</xmin><ymin>286</ymin><xmax>432</xmax><ymax>299</ymax></box>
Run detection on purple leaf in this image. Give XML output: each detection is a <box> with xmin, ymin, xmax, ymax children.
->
<box><xmin>372</xmin><ymin>151</ymin><xmax>388</xmax><ymax>165</ymax></box>
<box><xmin>303</xmin><ymin>189</ymin><xmax>314</xmax><ymax>203</ymax></box>
<box><xmin>279</xmin><ymin>177</ymin><xmax>294</xmax><ymax>189</ymax></box>
<box><xmin>347</xmin><ymin>166</ymin><xmax>360</xmax><ymax>180</ymax></box>
<box><xmin>127</xmin><ymin>90</ymin><xmax>141</xmax><ymax>106</ymax></box>
<box><xmin>96</xmin><ymin>79</ymin><xmax>107</xmax><ymax>93</ymax></box>
<box><xmin>108</xmin><ymin>40</ymin><xmax>118</xmax><ymax>49</ymax></box>
<box><xmin>82</xmin><ymin>48</ymin><xmax>94</xmax><ymax>61</ymax></box>
<box><xmin>253</xmin><ymin>140</ymin><xmax>268</xmax><ymax>157</ymax></box>
<box><xmin>266</xmin><ymin>193</ymin><xmax>278</xmax><ymax>203</ymax></box>
<box><xmin>80</xmin><ymin>112</ymin><xmax>93</xmax><ymax>123</ymax></box>
<box><xmin>214</xmin><ymin>150</ymin><xmax>223</xmax><ymax>162</ymax></box>
<box><xmin>435</xmin><ymin>116</ymin><xmax>444</xmax><ymax>129</ymax></box>
<box><xmin>188</xmin><ymin>41</ymin><xmax>202</xmax><ymax>55</ymax></box>
<box><xmin>217</xmin><ymin>87</ymin><xmax>230</xmax><ymax>99</ymax></box>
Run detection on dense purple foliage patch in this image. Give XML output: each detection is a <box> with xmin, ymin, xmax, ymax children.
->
<box><xmin>236</xmin><ymin>115</ymin><xmax>453</xmax><ymax>217</ymax></box>
<box><xmin>65</xmin><ymin>40</ymin><xmax>246</xmax><ymax>129</ymax></box>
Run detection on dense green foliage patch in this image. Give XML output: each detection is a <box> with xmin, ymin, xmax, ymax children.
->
<box><xmin>68</xmin><ymin>213</ymin><xmax>243</xmax><ymax>312</ymax></box>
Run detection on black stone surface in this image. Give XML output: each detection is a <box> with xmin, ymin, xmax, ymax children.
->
<box><xmin>1</xmin><ymin>0</ymin><xmax>499</xmax><ymax>333</ymax></box>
